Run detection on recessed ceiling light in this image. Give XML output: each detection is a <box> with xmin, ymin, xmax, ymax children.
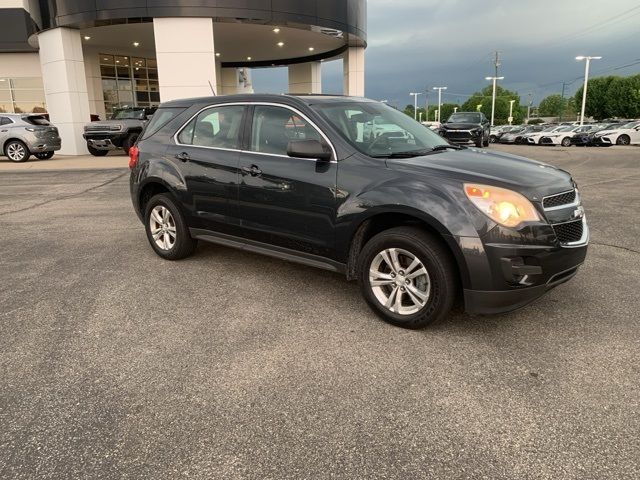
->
<box><xmin>308</xmin><ymin>47</ymin><xmax>315</xmax><ymax>51</ymax></box>
<box><xmin>135</xmin><ymin>67</ymin><xmax>139</xmax><ymax>71</ymax></box>
<box><xmin>247</xmin><ymin>56</ymin><xmax>252</xmax><ymax>60</ymax></box>
<box><xmin>273</xmin><ymin>28</ymin><xmax>280</xmax><ymax>33</ymax></box>
<box><xmin>133</xmin><ymin>42</ymin><xmax>140</xmax><ymax>47</ymax></box>
<box><xmin>215</xmin><ymin>53</ymin><xmax>220</xmax><ymax>57</ymax></box>
<box><xmin>116</xmin><ymin>60</ymin><xmax>120</xmax><ymax>63</ymax></box>
<box><xmin>277</xmin><ymin>42</ymin><xmax>284</xmax><ymax>47</ymax></box>
<box><xmin>84</xmin><ymin>36</ymin><xmax>91</xmax><ymax>40</ymax></box>
<box><xmin>103</xmin><ymin>57</ymin><xmax>109</xmax><ymax>61</ymax></box>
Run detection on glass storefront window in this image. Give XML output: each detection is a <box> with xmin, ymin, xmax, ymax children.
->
<box><xmin>0</xmin><ymin>77</ymin><xmax>47</xmax><ymax>113</ymax></box>
<box><xmin>100</xmin><ymin>53</ymin><xmax>161</xmax><ymax>116</ymax></box>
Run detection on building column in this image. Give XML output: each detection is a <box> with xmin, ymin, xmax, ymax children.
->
<box><xmin>342</xmin><ymin>47</ymin><xmax>365</xmax><ymax>97</ymax></box>
<box><xmin>38</xmin><ymin>27</ymin><xmax>91</xmax><ymax>155</ymax></box>
<box><xmin>153</xmin><ymin>18</ymin><xmax>217</xmax><ymax>101</ymax></box>
<box><xmin>288</xmin><ymin>62</ymin><xmax>321</xmax><ymax>94</ymax></box>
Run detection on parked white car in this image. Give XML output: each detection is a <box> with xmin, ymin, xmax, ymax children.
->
<box><xmin>523</xmin><ymin>125</ymin><xmax>565</xmax><ymax>145</ymax></box>
<box><xmin>593</xmin><ymin>121</ymin><xmax>640</xmax><ymax>146</ymax></box>
<box><xmin>538</xmin><ymin>126</ymin><xmax>598</xmax><ymax>146</ymax></box>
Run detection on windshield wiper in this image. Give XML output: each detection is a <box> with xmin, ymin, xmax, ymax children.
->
<box><xmin>370</xmin><ymin>149</ymin><xmax>433</xmax><ymax>158</ymax></box>
<box><xmin>431</xmin><ymin>144</ymin><xmax>464</xmax><ymax>151</ymax></box>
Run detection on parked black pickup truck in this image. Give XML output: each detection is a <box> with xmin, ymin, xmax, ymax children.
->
<box><xmin>439</xmin><ymin>112</ymin><xmax>491</xmax><ymax>148</ymax></box>
<box><xmin>83</xmin><ymin>106</ymin><xmax>156</xmax><ymax>156</ymax></box>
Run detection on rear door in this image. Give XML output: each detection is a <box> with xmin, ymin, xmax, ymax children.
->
<box><xmin>166</xmin><ymin>104</ymin><xmax>246</xmax><ymax>234</ymax></box>
<box><xmin>0</xmin><ymin>117</ymin><xmax>12</xmax><ymax>149</ymax></box>
<box><xmin>237</xmin><ymin>104</ymin><xmax>337</xmax><ymax>258</ymax></box>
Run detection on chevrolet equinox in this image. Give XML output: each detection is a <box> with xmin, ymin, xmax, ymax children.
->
<box><xmin>129</xmin><ymin>95</ymin><xmax>588</xmax><ymax>328</ymax></box>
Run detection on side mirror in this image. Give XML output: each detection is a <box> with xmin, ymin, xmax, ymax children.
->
<box><xmin>287</xmin><ymin>139</ymin><xmax>332</xmax><ymax>161</ymax></box>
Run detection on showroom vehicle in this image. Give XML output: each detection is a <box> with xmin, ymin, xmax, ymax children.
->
<box><xmin>570</xmin><ymin>123</ymin><xmax>621</xmax><ymax>146</ymax></box>
<box><xmin>489</xmin><ymin>125</ymin><xmax>515</xmax><ymax>143</ymax></box>
<box><xmin>592</xmin><ymin>121</ymin><xmax>640</xmax><ymax>146</ymax></box>
<box><xmin>0</xmin><ymin>114</ymin><xmax>61</xmax><ymax>162</ymax></box>
<box><xmin>439</xmin><ymin>111</ymin><xmax>490</xmax><ymax>147</ymax></box>
<box><xmin>83</xmin><ymin>106</ymin><xmax>156</xmax><ymax>156</ymax></box>
<box><xmin>539</xmin><ymin>125</ymin><xmax>586</xmax><ymax>146</ymax></box>
<box><xmin>523</xmin><ymin>125</ymin><xmax>565</xmax><ymax>145</ymax></box>
<box><xmin>129</xmin><ymin>94</ymin><xmax>588</xmax><ymax>329</ymax></box>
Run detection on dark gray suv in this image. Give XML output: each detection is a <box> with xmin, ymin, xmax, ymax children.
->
<box><xmin>0</xmin><ymin>114</ymin><xmax>61</xmax><ymax>162</ymax></box>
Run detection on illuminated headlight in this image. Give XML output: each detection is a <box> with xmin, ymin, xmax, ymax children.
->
<box><xmin>464</xmin><ymin>184</ymin><xmax>540</xmax><ymax>228</ymax></box>
<box><xmin>110</xmin><ymin>124</ymin><xmax>123</xmax><ymax>131</ymax></box>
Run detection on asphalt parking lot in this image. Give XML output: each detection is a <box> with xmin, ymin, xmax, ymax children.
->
<box><xmin>1</xmin><ymin>145</ymin><xmax>638</xmax><ymax>479</ymax></box>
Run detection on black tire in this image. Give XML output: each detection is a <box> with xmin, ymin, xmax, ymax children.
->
<box><xmin>483</xmin><ymin>136</ymin><xmax>490</xmax><ymax>147</ymax></box>
<box><xmin>489</xmin><ymin>135</ymin><xmax>497</xmax><ymax>144</ymax></box>
<box><xmin>144</xmin><ymin>193</ymin><xmax>197</xmax><ymax>260</ymax></box>
<box><xmin>561</xmin><ymin>137</ymin><xmax>571</xmax><ymax>147</ymax></box>
<box><xmin>122</xmin><ymin>133</ymin><xmax>139</xmax><ymax>154</ymax></box>
<box><xmin>475</xmin><ymin>139</ymin><xmax>483</xmax><ymax>148</ymax></box>
<box><xmin>616</xmin><ymin>134</ymin><xmax>630</xmax><ymax>145</ymax></box>
<box><xmin>87</xmin><ymin>144</ymin><xmax>109</xmax><ymax>156</ymax></box>
<box><xmin>5</xmin><ymin>140</ymin><xmax>30</xmax><ymax>162</ymax></box>
<box><xmin>34</xmin><ymin>151</ymin><xmax>54</xmax><ymax>160</ymax></box>
<box><xmin>357</xmin><ymin>227</ymin><xmax>457</xmax><ymax>329</ymax></box>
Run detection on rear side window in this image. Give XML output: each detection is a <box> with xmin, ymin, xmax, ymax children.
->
<box><xmin>177</xmin><ymin>105</ymin><xmax>244</xmax><ymax>149</ymax></box>
<box><xmin>0</xmin><ymin>117</ymin><xmax>12</xmax><ymax>125</ymax></box>
<box><xmin>23</xmin><ymin>115</ymin><xmax>50</xmax><ymax>126</ymax></box>
<box><xmin>141</xmin><ymin>107</ymin><xmax>184</xmax><ymax>140</ymax></box>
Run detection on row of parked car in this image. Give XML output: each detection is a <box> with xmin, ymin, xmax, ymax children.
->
<box><xmin>490</xmin><ymin>120</ymin><xmax>640</xmax><ymax>147</ymax></box>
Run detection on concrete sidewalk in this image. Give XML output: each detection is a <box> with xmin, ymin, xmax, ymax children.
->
<box><xmin>0</xmin><ymin>151</ymin><xmax>128</xmax><ymax>171</ymax></box>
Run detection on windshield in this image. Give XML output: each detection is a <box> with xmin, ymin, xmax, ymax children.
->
<box><xmin>312</xmin><ymin>101</ymin><xmax>446</xmax><ymax>157</ymax></box>
<box><xmin>111</xmin><ymin>108</ymin><xmax>145</xmax><ymax>120</ymax></box>
<box><xmin>619</xmin><ymin>121</ymin><xmax>639</xmax><ymax>129</ymax></box>
<box><xmin>446</xmin><ymin>113</ymin><xmax>481</xmax><ymax>123</ymax></box>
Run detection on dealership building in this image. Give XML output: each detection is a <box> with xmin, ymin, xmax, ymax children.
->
<box><xmin>0</xmin><ymin>0</ymin><xmax>367</xmax><ymax>155</ymax></box>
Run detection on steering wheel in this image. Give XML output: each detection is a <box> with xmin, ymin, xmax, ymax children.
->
<box><xmin>367</xmin><ymin>133</ymin><xmax>392</xmax><ymax>154</ymax></box>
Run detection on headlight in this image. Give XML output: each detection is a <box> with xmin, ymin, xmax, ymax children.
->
<box><xmin>464</xmin><ymin>184</ymin><xmax>540</xmax><ymax>228</ymax></box>
<box><xmin>111</xmin><ymin>124</ymin><xmax>123</xmax><ymax>131</ymax></box>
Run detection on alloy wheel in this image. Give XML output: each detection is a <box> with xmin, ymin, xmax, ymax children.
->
<box><xmin>7</xmin><ymin>143</ymin><xmax>26</xmax><ymax>161</ymax></box>
<box><xmin>149</xmin><ymin>205</ymin><xmax>177</xmax><ymax>250</ymax></box>
<box><xmin>368</xmin><ymin>248</ymin><xmax>431</xmax><ymax>315</ymax></box>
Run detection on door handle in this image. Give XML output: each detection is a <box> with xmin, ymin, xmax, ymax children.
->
<box><xmin>175</xmin><ymin>152</ymin><xmax>190</xmax><ymax>162</ymax></box>
<box><xmin>241</xmin><ymin>165</ymin><xmax>262</xmax><ymax>176</ymax></box>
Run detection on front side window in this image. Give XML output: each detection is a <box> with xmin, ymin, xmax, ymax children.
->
<box><xmin>313</xmin><ymin>101</ymin><xmax>444</xmax><ymax>157</ymax></box>
<box><xmin>177</xmin><ymin>105</ymin><xmax>244</xmax><ymax>149</ymax></box>
<box><xmin>250</xmin><ymin>105</ymin><xmax>324</xmax><ymax>156</ymax></box>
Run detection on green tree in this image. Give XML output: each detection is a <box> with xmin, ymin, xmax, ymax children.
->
<box><xmin>573</xmin><ymin>76</ymin><xmax>615</xmax><ymax>120</ymax></box>
<box><xmin>538</xmin><ymin>94</ymin><xmax>566</xmax><ymax>117</ymax></box>
<box><xmin>460</xmin><ymin>85</ymin><xmax>523</xmax><ymax>125</ymax></box>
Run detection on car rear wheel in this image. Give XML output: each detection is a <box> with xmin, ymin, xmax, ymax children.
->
<box><xmin>561</xmin><ymin>137</ymin><xmax>571</xmax><ymax>147</ymax></box>
<box><xmin>358</xmin><ymin>227</ymin><xmax>457</xmax><ymax>329</ymax></box>
<box><xmin>616</xmin><ymin>135</ymin><xmax>630</xmax><ymax>145</ymax></box>
<box><xmin>475</xmin><ymin>139</ymin><xmax>483</xmax><ymax>148</ymax></box>
<box><xmin>5</xmin><ymin>140</ymin><xmax>30</xmax><ymax>162</ymax></box>
<box><xmin>144</xmin><ymin>193</ymin><xmax>197</xmax><ymax>260</ymax></box>
<box><xmin>122</xmin><ymin>133</ymin><xmax>139</xmax><ymax>155</ymax></box>
<box><xmin>489</xmin><ymin>135</ymin><xmax>497</xmax><ymax>143</ymax></box>
<box><xmin>87</xmin><ymin>144</ymin><xmax>109</xmax><ymax>156</ymax></box>
<box><xmin>483</xmin><ymin>136</ymin><xmax>490</xmax><ymax>147</ymax></box>
<box><xmin>34</xmin><ymin>151</ymin><xmax>54</xmax><ymax>160</ymax></box>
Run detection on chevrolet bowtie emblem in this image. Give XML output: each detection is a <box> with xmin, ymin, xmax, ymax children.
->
<box><xmin>572</xmin><ymin>206</ymin><xmax>585</xmax><ymax>220</ymax></box>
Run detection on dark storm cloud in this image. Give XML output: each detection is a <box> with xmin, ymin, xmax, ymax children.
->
<box><xmin>253</xmin><ymin>0</ymin><xmax>640</xmax><ymax>106</ymax></box>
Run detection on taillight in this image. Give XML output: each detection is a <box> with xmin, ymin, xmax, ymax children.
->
<box><xmin>128</xmin><ymin>145</ymin><xmax>139</xmax><ymax>169</ymax></box>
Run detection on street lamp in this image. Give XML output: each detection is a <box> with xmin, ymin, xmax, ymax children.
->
<box><xmin>419</xmin><ymin>111</ymin><xmax>423</xmax><ymax>122</ymax></box>
<box><xmin>409</xmin><ymin>92</ymin><xmax>422</xmax><ymax>120</ymax></box>
<box><xmin>485</xmin><ymin>76</ymin><xmax>504</xmax><ymax>126</ymax></box>
<box><xmin>453</xmin><ymin>106</ymin><xmax>458</xmax><ymax>113</ymax></box>
<box><xmin>576</xmin><ymin>55</ymin><xmax>602</xmax><ymax>125</ymax></box>
<box><xmin>508</xmin><ymin>99</ymin><xmax>515</xmax><ymax>125</ymax></box>
<box><xmin>433</xmin><ymin>86</ymin><xmax>447</xmax><ymax>122</ymax></box>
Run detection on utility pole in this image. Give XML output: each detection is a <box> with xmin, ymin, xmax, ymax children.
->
<box><xmin>526</xmin><ymin>93</ymin><xmax>532</xmax><ymax>123</ymax></box>
<box><xmin>559</xmin><ymin>82</ymin><xmax>566</xmax><ymax>122</ymax></box>
<box><xmin>409</xmin><ymin>92</ymin><xmax>422</xmax><ymax>120</ymax></box>
<box><xmin>576</xmin><ymin>55</ymin><xmax>602</xmax><ymax>125</ymax></box>
<box><xmin>432</xmin><ymin>86</ymin><xmax>447</xmax><ymax>122</ymax></box>
<box><xmin>508</xmin><ymin>100</ymin><xmax>515</xmax><ymax>125</ymax></box>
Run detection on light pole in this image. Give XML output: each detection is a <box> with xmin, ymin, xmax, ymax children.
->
<box><xmin>508</xmin><ymin>99</ymin><xmax>515</xmax><ymax>125</ymax></box>
<box><xmin>576</xmin><ymin>56</ymin><xmax>602</xmax><ymax>125</ymax></box>
<box><xmin>485</xmin><ymin>76</ymin><xmax>504</xmax><ymax>126</ymax></box>
<box><xmin>454</xmin><ymin>106</ymin><xmax>458</xmax><ymax>113</ymax></box>
<box><xmin>433</xmin><ymin>86</ymin><xmax>447</xmax><ymax>122</ymax></box>
<box><xmin>409</xmin><ymin>92</ymin><xmax>422</xmax><ymax>120</ymax></box>
<box><xmin>419</xmin><ymin>111</ymin><xmax>423</xmax><ymax>123</ymax></box>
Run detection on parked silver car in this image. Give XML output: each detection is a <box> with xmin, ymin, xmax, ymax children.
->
<box><xmin>0</xmin><ymin>114</ymin><xmax>61</xmax><ymax>162</ymax></box>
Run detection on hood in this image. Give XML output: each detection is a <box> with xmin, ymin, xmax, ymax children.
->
<box><xmin>441</xmin><ymin>123</ymin><xmax>481</xmax><ymax>130</ymax></box>
<box><xmin>386</xmin><ymin>148</ymin><xmax>572</xmax><ymax>198</ymax></box>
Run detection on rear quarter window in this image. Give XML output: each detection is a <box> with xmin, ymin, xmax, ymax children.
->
<box><xmin>140</xmin><ymin>107</ymin><xmax>185</xmax><ymax>140</ymax></box>
<box><xmin>23</xmin><ymin>115</ymin><xmax>50</xmax><ymax>126</ymax></box>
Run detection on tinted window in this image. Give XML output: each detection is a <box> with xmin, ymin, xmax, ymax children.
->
<box><xmin>0</xmin><ymin>117</ymin><xmax>12</xmax><ymax>125</ymax></box>
<box><xmin>141</xmin><ymin>107</ymin><xmax>184</xmax><ymax>140</ymax></box>
<box><xmin>250</xmin><ymin>105</ymin><xmax>324</xmax><ymax>156</ymax></box>
<box><xmin>23</xmin><ymin>115</ymin><xmax>50</xmax><ymax>126</ymax></box>
<box><xmin>177</xmin><ymin>105</ymin><xmax>244</xmax><ymax>149</ymax></box>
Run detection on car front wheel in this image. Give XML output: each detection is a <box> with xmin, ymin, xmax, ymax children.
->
<box><xmin>5</xmin><ymin>140</ymin><xmax>30</xmax><ymax>162</ymax></box>
<box><xmin>561</xmin><ymin>137</ymin><xmax>571</xmax><ymax>147</ymax></box>
<box><xmin>358</xmin><ymin>227</ymin><xmax>457</xmax><ymax>329</ymax></box>
<box><xmin>616</xmin><ymin>135</ymin><xmax>630</xmax><ymax>145</ymax></box>
<box><xmin>144</xmin><ymin>193</ymin><xmax>197</xmax><ymax>260</ymax></box>
<box><xmin>87</xmin><ymin>144</ymin><xmax>109</xmax><ymax>156</ymax></box>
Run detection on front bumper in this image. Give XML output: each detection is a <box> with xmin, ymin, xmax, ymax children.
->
<box><xmin>458</xmin><ymin>216</ymin><xmax>589</xmax><ymax>315</ymax></box>
<box><xmin>441</xmin><ymin>130</ymin><xmax>483</xmax><ymax>144</ymax></box>
<box><xmin>83</xmin><ymin>132</ymin><xmax>127</xmax><ymax>150</ymax></box>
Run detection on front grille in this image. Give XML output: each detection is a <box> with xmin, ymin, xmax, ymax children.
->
<box><xmin>553</xmin><ymin>220</ymin><xmax>583</xmax><ymax>243</ymax></box>
<box><xmin>444</xmin><ymin>131</ymin><xmax>471</xmax><ymax>140</ymax></box>
<box><xmin>543</xmin><ymin>190</ymin><xmax>576</xmax><ymax>209</ymax></box>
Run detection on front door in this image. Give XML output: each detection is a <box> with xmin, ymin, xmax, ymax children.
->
<box><xmin>237</xmin><ymin>105</ymin><xmax>337</xmax><ymax>258</ymax></box>
<box><xmin>166</xmin><ymin>104</ymin><xmax>246</xmax><ymax>234</ymax></box>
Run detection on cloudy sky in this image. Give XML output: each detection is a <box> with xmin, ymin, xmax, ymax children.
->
<box><xmin>252</xmin><ymin>0</ymin><xmax>640</xmax><ymax>107</ymax></box>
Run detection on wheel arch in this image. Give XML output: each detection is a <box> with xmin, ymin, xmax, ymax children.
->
<box><xmin>2</xmin><ymin>137</ymin><xmax>29</xmax><ymax>154</ymax></box>
<box><xmin>345</xmin><ymin>208</ymin><xmax>471</xmax><ymax>290</ymax></box>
